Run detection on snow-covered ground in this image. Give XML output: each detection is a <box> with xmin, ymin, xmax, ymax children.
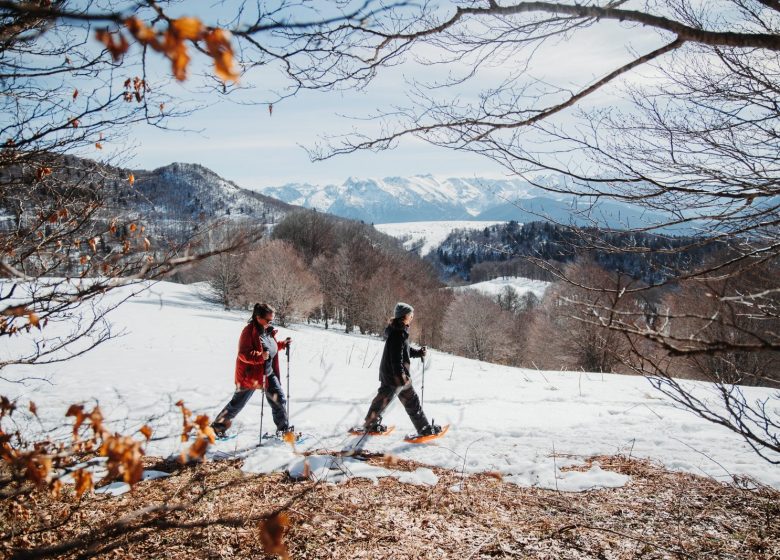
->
<box><xmin>2</xmin><ymin>281</ymin><xmax>778</xmax><ymax>494</ymax></box>
<box><xmin>375</xmin><ymin>220</ymin><xmax>506</xmax><ymax>256</ymax></box>
<box><xmin>454</xmin><ymin>276</ymin><xmax>550</xmax><ymax>300</ymax></box>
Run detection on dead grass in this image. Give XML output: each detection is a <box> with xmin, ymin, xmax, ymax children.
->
<box><xmin>1</xmin><ymin>453</ymin><xmax>778</xmax><ymax>559</ymax></box>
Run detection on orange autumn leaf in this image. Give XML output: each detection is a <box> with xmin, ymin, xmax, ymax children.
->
<box><xmin>65</xmin><ymin>404</ymin><xmax>86</xmax><ymax>439</ymax></box>
<box><xmin>139</xmin><ymin>424</ymin><xmax>153</xmax><ymax>441</ymax></box>
<box><xmin>95</xmin><ymin>28</ymin><xmax>129</xmax><ymax>61</ymax></box>
<box><xmin>129</xmin><ymin>223</ymin><xmax>137</xmax><ymax>232</ymax></box>
<box><xmin>125</xmin><ymin>16</ymin><xmax>159</xmax><ymax>49</ymax></box>
<box><xmin>72</xmin><ymin>468</ymin><xmax>94</xmax><ymax>498</ymax></box>
<box><xmin>99</xmin><ymin>433</ymin><xmax>145</xmax><ymax>486</ymax></box>
<box><xmin>88</xmin><ymin>237</ymin><xmax>97</xmax><ymax>252</ymax></box>
<box><xmin>128</xmin><ymin>173</ymin><xmax>135</xmax><ymax>186</ymax></box>
<box><xmin>283</xmin><ymin>431</ymin><xmax>295</xmax><ymax>445</ymax></box>
<box><xmin>70</xmin><ymin>118</ymin><xmax>79</xmax><ymax>128</ymax></box>
<box><xmin>159</xmin><ymin>27</ymin><xmax>192</xmax><ymax>81</ymax></box>
<box><xmin>72</xmin><ymin>89</ymin><xmax>78</xmax><ymax>100</ymax></box>
<box><xmin>170</xmin><ymin>45</ymin><xmax>190</xmax><ymax>81</ymax></box>
<box><xmin>50</xmin><ymin>479</ymin><xmax>62</xmax><ymax>499</ymax></box>
<box><xmin>29</xmin><ymin>401</ymin><xmax>38</xmax><ymax>417</ymax></box>
<box><xmin>28</xmin><ymin>313</ymin><xmax>40</xmax><ymax>329</ymax></box>
<box><xmin>259</xmin><ymin>512</ymin><xmax>290</xmax><ymax>559</ymax></box>
<box><xmin>171</xmin><ymin>17</ymin><xmax>204</xmax><ymax>41</ymax></box>
<box><xmin>187</xmin><ymin>437</ymin><xmax>209</xmax><ymax>461</ymax></box>
<box><xmin>88</xmin><ymin>406</ymin><xmax>104</xmax><ymax>436</ymax></box>
<box><xmin>95</xmin><ymin>142</ymin><xmax>103</xmax><ymax>150</ymax></box>
<box><xmin>193</xmin><ymin>414</ymin><xmax>210</xmax><ymax>431</ymax></box>
<box><xmin>204</xmin><ymin>28</ymin><xmax>239</xmax><ymax>82</ymax></box>
<box><xmin>25</xmin><ymin>454</ymin><xmax>52</xmax><ymax>487</ymax></box>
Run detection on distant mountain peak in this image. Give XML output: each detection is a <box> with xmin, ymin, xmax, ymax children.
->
<box><xmin>259</xmin><ymin>174</ymin><xmax>674</xmax><ymax>228</ymax></box>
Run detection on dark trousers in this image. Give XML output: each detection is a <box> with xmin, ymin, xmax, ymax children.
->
<box><xmin>364</xmin><ymin>381</ymin><xmax>428</xmax><ymax>433</ymax></box>
<box><xmin>213</xmin><ymin>374</ymin><xmax>288</xmax><ymax>432</ymax></box>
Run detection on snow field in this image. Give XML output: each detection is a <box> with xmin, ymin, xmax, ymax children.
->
<box><xmin>2</xmin><ymin>280</ymin><xmax>778</xmax><ymax>494</ymax></box>
<box><xmin>374</xmin><ymin>220</ymin><xmax>506</xmax><ymax>256</ymax></box>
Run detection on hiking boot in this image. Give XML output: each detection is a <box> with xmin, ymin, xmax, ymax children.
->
<box><xmin>418</xmin><ymin>423</ymin><xmax>442</xmax><ymax>436</ymax></box>
<box><xmin>364</xmin><ymin>421</ymin><xmax>387</xmax><ymax>433</ymax></box>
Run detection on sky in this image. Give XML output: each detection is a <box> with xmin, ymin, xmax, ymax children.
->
<box><xmin>112</xmin><ymin>2</ymin><xmax>668</xmax><ymax>191</ymax></box>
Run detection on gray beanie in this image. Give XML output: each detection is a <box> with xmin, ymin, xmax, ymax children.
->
<box><xmin>393</xmin><ymin>302</ymin><xmax>414</xmax><ymax>319</ymax></box>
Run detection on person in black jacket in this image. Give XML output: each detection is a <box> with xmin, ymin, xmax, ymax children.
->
<box><xmin>362</xmin><ymin>302</ymin><xmax>441</xmax><ymax>436</ymax></box>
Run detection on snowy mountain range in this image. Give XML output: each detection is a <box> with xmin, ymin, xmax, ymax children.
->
<box><xmin>260</xmin><ymin>175</ymin><xmax>674</xmax><ymax>228</ymax></box>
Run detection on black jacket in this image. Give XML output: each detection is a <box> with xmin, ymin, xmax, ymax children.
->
<box><xmin>379</xmin><ymin>321</ymin><xmax>424</xmax><ymax>386</ymax></box>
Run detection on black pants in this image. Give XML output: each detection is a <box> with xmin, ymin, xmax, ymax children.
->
<box><xmin>364</xmin><ymin>381</ymin><xmax>428</xmax><ymax>433</ymax></box>
<box><xmin>212</xmin><ymin>374</ymin><xmax>288</xmax><ymax>432</ymax></box>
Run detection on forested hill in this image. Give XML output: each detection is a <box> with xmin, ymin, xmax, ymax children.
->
<box><xmin>432</xmin><ymin>221</ymin><xmax>721</xmax><ymax>285</ymax></box>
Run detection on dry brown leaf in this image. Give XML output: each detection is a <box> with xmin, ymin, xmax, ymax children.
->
<box><xmin>95</xmin><ymin>28</ymin><xmax>129</xmax><ymax>61</ymax></box>
<box><xmin>139</xmin><ymin>424</ymin><xmax>153</xmax><ymax>441</ymax></box>
<box><xmin>72</xmin><ymin>468</ymin><xmax>94</xmax><ymax>498</ymax></box>
<box><xmin>65</xmin><ymin>404</ymin><xmax>86</xmax><ymax>439</ymax></box>
<box><xmin>27</xmin><ymin>313</ymin><xmax>40</xmax><ymax>329</ymax></box>
<box><xmin>204</xmin><ymin>28</ymin><xmax>239</xmax><ymax>82</ymax></box>
<box><xmin>50</xmin><ymin>478</ymin><xmax>62</xmax><ymax>499</ymax></box>
<box><xmin>259</xmin><ymin>512</ymin><xmax>290</xmax><ymax>559</ymax></box>
<box><xmin>171</xmin><ymin>17</ymin><xmax>203</xmax><ymax>41</ymax></box>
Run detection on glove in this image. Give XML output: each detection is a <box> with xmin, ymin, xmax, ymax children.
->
<box><xmin>285</xmin><ymin>337</ymin><xmax>292</xmax><ymax>345</ymax></box>
<box><xmin>420</xmin><ymin>346</ymin><xmax>427</xmax><ymax>357</ymax></box>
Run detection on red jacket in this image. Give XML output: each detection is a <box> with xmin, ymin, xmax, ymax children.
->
<box><xmin>234</xmin><ymin>322</ymin><xmax>289</xmax><ymax>389</ymax></box>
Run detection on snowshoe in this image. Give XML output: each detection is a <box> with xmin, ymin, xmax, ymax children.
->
<box><xmin>404</xmin><ymin>423</ymin><xmax>449</xmax><ymax>444</ymax></box>
<box><xmin>261</xmin><ymin>430</ymin><xmax>308</xmax><ymax>444</ymax></box>
<box><xmin>348</xmin><ymin>425</ymin><xmax>396</xmax><ymax>436</ymax></box>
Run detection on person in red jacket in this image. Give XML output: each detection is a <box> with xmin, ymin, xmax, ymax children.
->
<box><xmin>211</xmin><ymin>302</ymin><xmax>292</xmax><ymax>438</ymax></box>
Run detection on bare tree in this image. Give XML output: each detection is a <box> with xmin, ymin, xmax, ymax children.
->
<box><xmin>442</xmin><ymin>290</ymin><xmax>518</xmax><ymax>364</ymax></box>
<box><xmin>204</xmin><ymin>252</ymin><xmax>244</xmax><ymax>310</ymax></box>
<box><xmin>240</xmin><ymin>239</ymin><xmax>321</xmax><ymax>327</ymax></box>
<box><xmin>525</xmin><ymin>259</ymin><xmax>640</xmax><ymax>373</ymax></box>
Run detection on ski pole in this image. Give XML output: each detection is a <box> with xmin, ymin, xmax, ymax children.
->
<box><xmin>286</xmin><ymin>344</ymin><xmax>290</xmax><ymax>420</ymax></box>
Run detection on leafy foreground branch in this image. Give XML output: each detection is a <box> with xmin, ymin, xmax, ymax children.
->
<box><xmin>2</xmin><ymin>452</ymin><xmax>778</xmax><ymax>559</ymax></box>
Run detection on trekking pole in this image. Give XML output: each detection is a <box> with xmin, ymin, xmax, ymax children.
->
<box><xmin>421</xmin><ymin>352</ymin><xmax>426</xmax><ymax>409</ymax></box>
<box><xmin>286</xmin><ymin>344</ymin><xmax>290</xmax><ymax>420</ymax></box>
<box><xmin>259</xmin><ymin>381</ymin><xmax>266</xmax><ymax>447</ymax></box>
